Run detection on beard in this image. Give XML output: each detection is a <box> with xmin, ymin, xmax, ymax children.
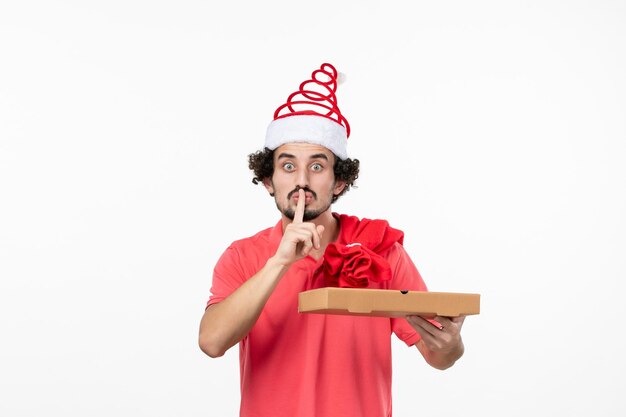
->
<box><xmin>280</xmin><ymin>204</ymin><xmax>330</xmax><ymax>222</ymax></box>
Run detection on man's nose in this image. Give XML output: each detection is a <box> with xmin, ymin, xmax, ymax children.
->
<box><xmin>296</xmin><ymin>168</ymin><xmax>309</xmax><ymax>188</ymax></box>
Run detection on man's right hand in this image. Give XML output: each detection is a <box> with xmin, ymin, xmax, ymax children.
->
<box><xmin>273</xmin><ymin>189</ymin><xmax>325</xmax><ymax>266</ymax></box>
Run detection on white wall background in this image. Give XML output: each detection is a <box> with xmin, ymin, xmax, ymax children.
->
<box><xmin>1</xmin><ymin>0</ymin><xmax>625</xmax><ymax>416</ymax></box>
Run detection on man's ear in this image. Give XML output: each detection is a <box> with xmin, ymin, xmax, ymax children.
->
<box><xmin>262</xmin><ymin>178</ymin><xmax>275</xmax><ymax>196</ymax></box>
<box><xmin>333</xmin><ymin>180</ymin><xmax>346</xmax><ymax>196</ymax></box>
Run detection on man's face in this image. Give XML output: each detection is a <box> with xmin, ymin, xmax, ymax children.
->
<box><xmin>263</xmin><ymin>143</ymin><xmax>346</xmax><ymax>222</ymax></box>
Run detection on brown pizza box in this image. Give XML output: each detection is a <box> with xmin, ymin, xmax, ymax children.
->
<box><xmin>298</xmin><ymin>287</ymin><xmax>480</xmax><ymax>318</ymax></box>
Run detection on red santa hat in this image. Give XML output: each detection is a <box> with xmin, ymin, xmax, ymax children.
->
<box><xmin>264</xmin><ymin>63</ymin><xmax>351</xmax><ymax>160</ymax></box>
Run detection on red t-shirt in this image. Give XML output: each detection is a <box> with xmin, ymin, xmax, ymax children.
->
<box><xmin>208</xmin><ymin>214</ymin><xmax>428</xmax><ymax>417</ymax></box>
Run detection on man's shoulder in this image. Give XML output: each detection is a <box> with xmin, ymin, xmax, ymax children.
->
<box><xmin>335</xmin><ymin>212</ymin><xmax>404</xmax><ymax>238</ymax></box>
<box><xmin>227</xmin><ymin>223</ymin><xmax>278</xmax><ymax>250</ymax></box>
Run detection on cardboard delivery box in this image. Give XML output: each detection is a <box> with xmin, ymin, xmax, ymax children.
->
<box><xmin>298</xmin><ymin>287</ymin><xmax>480</xmax><ymax>318</ymax></box>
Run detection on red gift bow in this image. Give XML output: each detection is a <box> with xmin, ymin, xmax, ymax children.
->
<box><xmin>323</xmin><ymin>215</ymin><xmax>404</xmax><ymax>288</ymax></box>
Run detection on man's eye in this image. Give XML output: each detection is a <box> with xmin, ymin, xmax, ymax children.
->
<box><xmin>283</xmin><ymin>163</ymin><xmax>295</xmax><ymax>171</ymax></box>
<box><xmin>311</xmin><ymin>163</ymin><xmax>323</xmax><ymax>171</ymax></box>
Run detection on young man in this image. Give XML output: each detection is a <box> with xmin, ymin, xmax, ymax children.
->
<box><xmin>199</xmin><ymin>63</ymin><xmax>466</xmax><ymax>417</ymax></box>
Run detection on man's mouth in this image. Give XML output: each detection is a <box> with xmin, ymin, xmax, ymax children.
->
<box><xmin>292</xmin><ymin>193</ymin><xmax>314</xmax><ymax>204</ymax></box>
<box><xmin>288</xmin><ymin>187</ymin><xmax>317</xmax><ymax>202</ymax></box>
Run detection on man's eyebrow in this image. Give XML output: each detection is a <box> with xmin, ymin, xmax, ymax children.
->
<box><xmin>276</xmin><ymin>152</ymin><xmax>330</xmax><ymax>161</ymax></box>
<box><xmin>309</xmin><ymin>153</ymin><xmax>329</xmax><ymax>161</ymax></box>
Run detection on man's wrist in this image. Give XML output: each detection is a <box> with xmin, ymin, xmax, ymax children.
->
<box><xmin>265</xmin><ymin>256</ymin><xmax>292</xmax><ymax>276</ymax></box>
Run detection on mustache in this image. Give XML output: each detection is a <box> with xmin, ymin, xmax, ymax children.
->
<box><xmin>287</xmin><ymin>186</ymin><xmax>317</xmax><ymax>200</ymax></box>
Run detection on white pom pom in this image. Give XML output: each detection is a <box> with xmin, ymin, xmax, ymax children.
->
<box><xmin>337</xmin><ymin>72</ymin><xmax>347</xmax><ymax>85</ymax></box>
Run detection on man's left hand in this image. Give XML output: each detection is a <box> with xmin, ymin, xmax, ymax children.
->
<box><xmin>406</xmin><ymin>315</ymin><xmax>465</xmax><ymax>370</ymax></box>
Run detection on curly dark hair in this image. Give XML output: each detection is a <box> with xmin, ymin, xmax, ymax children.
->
<box><xmin>248</xmin><ymin>147</ymin><xmax>360</xmax><ymax>203</ymax></box>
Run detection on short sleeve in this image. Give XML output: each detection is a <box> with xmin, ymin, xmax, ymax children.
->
<box><xmin>384</xmin><ymin>243</ymin><xmax>429</xmax><ymax>347</ymax></box>
<box><xmin>206</xmin><ymin>246</ymin><xmax>247</xmax><ymax>308</ymax></box>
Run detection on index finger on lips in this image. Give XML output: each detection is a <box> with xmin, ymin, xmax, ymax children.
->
<box><xmin>294</xmin><ymin>189</ymin><xmax>305</xmax><ymax>223</ymax></box>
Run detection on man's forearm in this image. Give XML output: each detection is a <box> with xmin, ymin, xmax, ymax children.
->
<box><xmin>198</xmin><ymin>257</ymin><xmax>289</xmax><ymax>358</ymax></box>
